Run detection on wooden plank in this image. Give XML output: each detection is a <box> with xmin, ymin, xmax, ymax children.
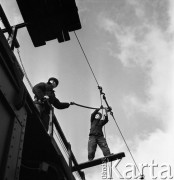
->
<box><xmin>72</xmin><ymin>152</ymin><xmax>125</xmax><ymax>172</ymax></box>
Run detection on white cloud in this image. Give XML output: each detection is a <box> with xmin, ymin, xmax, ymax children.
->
<box><xmin>89</xmin><ymin>1</ymin><xmax>174</xmax><ymax>179</ymax></box>
<box><xmin>168</xmin><ymin>0</ymin><xmax>174</xmax><ymax>33</ymax></box>
<box><xmin>99</xmin><ymin>11</ymin><xmax>174</xmax><ymax>124</ymax></box>
<box><xmin>98</xmin><ymin>15</ymin><xmax>152</xmax><ymax>67</ymax></box>
<box><xmin>119</xmin><ymin>1</ymin><xmax>174</xmax><ymax>179</ymax></box>
<box><xmin>133</xmin><ymin>127</ymin><xmax>174</xmax><ymax>179</ymax></box>
<box><xmin>127</xmin><ymin>0</ymin><xmax>145</xmax><ymax>20</ymax></box>
<box><xmin>120</xmin><ymin>25</ymin><xmax>174</xmax><ymax>125</ymax></box>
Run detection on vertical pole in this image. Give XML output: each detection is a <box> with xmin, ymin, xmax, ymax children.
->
<box><xmin>7</xmin><ymin>26</ymin><xmax>19</xmax><ymax>51</ymax></box>
<box><xmin>7</xmin><ymin>26</ymin><xmax>14</xmax><ymax>48</ymax></box>
<box><xmin>68</xmin><ymin>142</ymin><xmax>73</xmax><ymax>180</ymax></box>
<box><xmin>0</xmin><ymin>5</ymin><xmax>20</xmax><ymax>48</ymax></box>
<box><xmin>48</xmin><ymin>106</ymin><xmax>53</xmax><ymax>137</ymax></box>
<box><xmin>68</xmin><ymin>143</ymin><xmax>72</xmax><ymax>169</ymax></box>
<box><xmin>80</xmin><ymin>171</ymin><xmax>86</xmax><ymax>180</ymax></box>
<box><xmin>10</xmin><ymin>26</ymin><xmax>18</xmax><ymax>51</ymax></box>
<box><xmin>109</xmin><ymin>161</ymin><xmax>113</xmax><ymax>179</ymax></box>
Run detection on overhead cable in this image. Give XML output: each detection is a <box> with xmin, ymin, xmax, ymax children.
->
<box><xmin>74</xmin><ymin>30</ymin><xmax>142</xmax><ymax>176</ymax></box>
<box><xmin>74</xmin><ymin>31</ymin><xmax>100</xmax><ymax>87</ymax></box>
<box><xmin>16</xmin><ymin>48</ymin><xmax>33</xmax><ymax>90</ymax></box>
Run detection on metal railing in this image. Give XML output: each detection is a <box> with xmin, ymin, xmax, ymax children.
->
<box><xmin>48</xmin><ymin>107</ymin><xmax>85</xmax><ymax>180</ymax></box>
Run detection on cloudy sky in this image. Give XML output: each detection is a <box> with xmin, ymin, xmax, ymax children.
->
<box><xmin>1</xmin><ymin>0</ymin><xmax>174</xmax><ymax>179</ymax></box>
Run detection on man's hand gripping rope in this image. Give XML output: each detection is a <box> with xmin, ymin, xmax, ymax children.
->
<box><xmin>98</xmin><ymin>86</ymin><xmax>113</xmax><ymax>116</ymax></box>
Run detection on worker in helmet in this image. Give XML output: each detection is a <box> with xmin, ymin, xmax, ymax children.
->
<box><xmin>88</xmin><ymin>107</ymin><xmax>111</xmax><ymax>161</ymax></box>
<box><xmin>32</xmin><ymin>77</ymin><xmax>72</xmax><ymax>131</ymax></box>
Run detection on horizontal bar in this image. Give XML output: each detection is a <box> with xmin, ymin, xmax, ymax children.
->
<box><xmin>0</xmin><ymin>4</ymin><xmax>20</xmax><ymax>48</ymax></box>
<box><xmin>72</xmin><ymin>152</ymin><xmax>125</xmax><ymax>171</ymax></box>
<box><xmin>2</xmin><ymin>22</ymin><xmax>27</xmax><ymax>33</ymax></box>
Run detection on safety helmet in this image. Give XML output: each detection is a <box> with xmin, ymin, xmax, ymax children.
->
<box><xmin>48</xmin><ymin>77</ymin><xmax>59</xmax><ymax>87</ymax></box>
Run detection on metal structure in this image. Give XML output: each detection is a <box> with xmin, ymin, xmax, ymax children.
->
<box><xmin>0</xmin><ymin>2</ymin><xmax>125</xmax><ymax>180</ymax></box>
<box><xmin>16</xmin><ymin>0</ymin><xmax>82</xmax><ymax>46</ymax></box>
<box><xmin>72</xmin><ymin>152</ymin><xmax>125</xmax><ymax>171</ymax></box>
<box><xmin>0</xmin><ymin>25</ymin><xmax>85</xmax><ymax>179</ymax></box>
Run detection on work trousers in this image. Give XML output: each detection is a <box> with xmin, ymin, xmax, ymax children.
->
<box><xmin>35</xmin><ymin>102</ymin><xmax>51</xmax><ymax>131</ymax></box>
<box><xmin>88</xmin><ymin>136</ymin><xmax>111</xmax><ymax>161</ymax></box>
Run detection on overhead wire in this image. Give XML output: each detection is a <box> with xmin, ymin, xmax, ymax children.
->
<box><xmin>13</xmin><ymin>28</ymin><xmax>142</xmax><ymax>179</ymax></box>
<box><xmin>111</xmin><ymin>112</ymin><xmax>141</xmax><ymax>174</ymax></box>
<box><xmin>16</xmin><ymin>48</ymin><xmax>33</xmax><ymax>90</ymax></box>
<box><xmin>74</xmin><ymin>30</ymin><xmax>142</xmax><ymax>176</ymax></box>
<box><xmin>74</xmin><ymin>31</ymin><xmax>100</xmax><ymax>87</ymax></box>
<box><xmin>74</xmin><ymin>30</ymin><xmax>107</xmax><ymax>138</ymax></box>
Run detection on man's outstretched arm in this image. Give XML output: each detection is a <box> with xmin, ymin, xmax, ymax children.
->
<box><xmin>52</xmin><ymin>98</ymin><xmax>70</xmax><ymax>109</ymax></box>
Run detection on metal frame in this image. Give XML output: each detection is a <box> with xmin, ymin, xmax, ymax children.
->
<box><xmin>53</xmin><ymin>115</ymin><xmax>86</xmax><ymax>180</ymax></box>
<box><xmin>0</xmin><ymin>88</ymin><xmax>27</xmax><ymax>180</ymax></box>
<box><xmin>72</xmin><ymin>152</ymin><xmax>125</xmax><ymax>172</ymax></box>
<box><xmin>0</xmin><ymin>5</ymin><xmax>20</xmax><ymax>50</ymax></box>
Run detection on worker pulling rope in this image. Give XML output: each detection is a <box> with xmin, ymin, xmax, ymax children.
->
<box><xmin>74</xmin><ymin>30</ymin><xmax>143</xmax><ymax>178</ymax></box>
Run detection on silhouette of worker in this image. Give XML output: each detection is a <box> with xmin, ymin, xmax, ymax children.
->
<box><xmin>88</xmin><ymin>107</ymin><xmax>111</xmax><ymax>161</ymax></box>
<box><xmin>32</xmin><ymin>77</ymin><xmax>72</xmax><ymax>131</ymax></box>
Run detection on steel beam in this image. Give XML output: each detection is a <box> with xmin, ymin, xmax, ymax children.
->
<box><xmin>0</xmin><ymin>5</ymin><xmax>20</xmax><ymax>48</ymax></box>
<box><xmin>72</xmin><ymin>152</ymin><xmax>125</xmax><ymax>171</ymax></box>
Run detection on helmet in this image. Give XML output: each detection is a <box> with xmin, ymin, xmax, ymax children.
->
<box><xmin>48</xmin><ymin>77</ymin><xmax>59</xmax><ymax>86</ymax></box>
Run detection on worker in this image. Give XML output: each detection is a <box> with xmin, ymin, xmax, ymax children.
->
<box><xmin>88</xmin><ymin>107</ymin><xmax>111</xmax><ymax>161</ymax></box>
<box><xmin>32</xmin><ymin>77</ymin><xmax>72</xmax><ymax>131</ymax></box>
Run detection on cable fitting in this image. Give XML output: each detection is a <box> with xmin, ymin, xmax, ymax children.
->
<box><xmin>98</xmin><ymin>86</ymin><xmax>105</xmax><ymax>95</ymax></box>
<box><xmin>107</xmin><ymin>106</ymin><xmax>112</xmax><ymax>112</ymax></box>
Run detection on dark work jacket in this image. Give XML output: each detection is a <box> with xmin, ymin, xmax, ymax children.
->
<box><xmin>89</xmin><ymin>108</ymin><xmax>108</xmax><ymax>137</ymax></box>
<box><xmin>32</xmin><ymin>82</ymin><xmax>70</xmax><ymax>109</ymax></box>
